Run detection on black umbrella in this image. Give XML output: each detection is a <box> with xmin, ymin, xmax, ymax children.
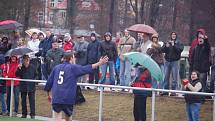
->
<box><xmin>0</xmin><ymin>20</ymin><xmax>23</xmax><ymax>30</ymax></box>
<box><xmin>5</xmin><ymin>48</ymin><xmax>33</xmax><ymax>57</ymax></box>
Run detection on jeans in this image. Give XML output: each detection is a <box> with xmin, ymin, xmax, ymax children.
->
<box><xmin>163</xmin><ymin>61</ymin><xmax>179</xmax><ymax>90</ymax></box>
<box><xmin>120</xmin><ymin>59</ymin><xmax>132</xmax><ymax>86</ymax></box>
<box><xmin>210</xmin><ymin>66</ymin><xmax>215</xmax><ymax>93</ymax></box>
<box><xmin>133</xmin><ymin>95</ymin><xmax>147</xmax><ymax>121</ymax></box>
<box><xmin>199</xmin><ymin>72</ymin><xmax>207</xmax><ymax>92</ymax></box>
<box><xmin>89</xmin><ymin>68</ymin><xmax>99</xmax><ymax>84</ymax></box>
<box><xmin>7</xmin><ymin>86</ymin><xmax>19</xmax><ymax>113</ymax></box>
<box><xmin>41</xmin><ymin>63</ymin><xmax>49</xmax><ymax>80</ymax></box>
<box><xmin>99</xmin><ymin>61</ymin><xmax>115</xmax><ymax>85</ymax></box>
<box><xmin>186</xmin><ymin>103</ymin><xmax>201</xmax><ymax>121</ymax></box>
<box><xmin>0</xmin><ymin>93</ymin><xmax>7</xmax><ymax>113</ymax></box>
<box><xmin>21</xmin><ymin>91</ymin><xmax>35</xmax><ymax>116</ymax></box>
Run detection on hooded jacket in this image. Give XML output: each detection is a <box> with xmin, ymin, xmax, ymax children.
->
<box><xmin>188</xmin><ymin>29</ymin><xmax>206</xmax><ymax>65</ymax></box>
<box><xmin>63</xmin><ymin>41</ymin><xmax>74</xmax><ymax>52</ymax></box>
<box><xmin>100</xmin><ymin>36</ymin><xmax>118</xmax><ymax>62</ymax></box>
<box><xmin>87</xmin><ymin>39</ymin><xmax>101</xmax><ymax>64</ymax></box>
<box><xmin>0</xmin><ymin>56</ymin><xmax>20</xmax><ymax>86</ymax></box>
<box><xmin>191</xmin><ymin>39</ymin><xmax>211</xmax><ymax>73</ymax></box>
<box><xmin>161</xmin><ymin>32</ymin><xmax>184</xmax><ymax>62</ymax></box>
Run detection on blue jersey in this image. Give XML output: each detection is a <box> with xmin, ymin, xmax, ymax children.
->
<box><xmin>44</xmin><ymin>61</ymin><xmax>93</xmax><ymax>105</ymax></box>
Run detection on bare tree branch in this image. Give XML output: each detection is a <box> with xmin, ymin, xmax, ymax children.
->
<box><xmin>129</xmin><ymin>0</ymin><xmax>137</xmax><ymax>13</ymax></box>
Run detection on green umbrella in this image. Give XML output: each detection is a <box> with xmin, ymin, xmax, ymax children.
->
<box><xmin>124</xmin><ymin>52</ymin><xmax>163</xmax><ymax>82</ymax></box>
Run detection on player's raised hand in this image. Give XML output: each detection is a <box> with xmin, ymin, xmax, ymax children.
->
<box><xmin>99</xmin><ymin>56</ymin><xmax>109</xmax><ymax>65</ymax></box>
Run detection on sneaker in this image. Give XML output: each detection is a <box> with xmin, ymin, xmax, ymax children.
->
<box><xmin>160</xmin><ymin>92</ymin><xmax>169</xmax><ymax>96</ymax></box>
<box><xmin>12</xmin><ymin>112</ymin><xmax>17</xmax><ymax>117</ymax></box>
<box><xmin>31</xmin><ymin>116</ymin><xmax>35</xmax><ymax>119</ymax></box>
<box><xmin>2</xmin><ymin>112</ymin><xmax>8</xmax><ymax>116</ymax></box>
<box><xmin>169</xmin><ymin>93</ymin><xmax>177</xmax><ymax>96</ymax></box>
<box><xmin>21</xmin><ymin>115</ymin><xmax>27</xmax><ymax>118</ymax></box>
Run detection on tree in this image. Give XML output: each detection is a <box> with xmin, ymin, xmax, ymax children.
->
<box><xmin>108</xmin><ymin>0</ymin><xmax>115</xmax><ymax>33</ymax></box>
<box><xmin>67</xmin><ymin>0</ymin><xmax>77</xmax><ymax>34</ymax></box>
<box><xmin>189</xmin><ymin>0</ymin><xmax>195</xmax><ymax>44</ymax></box>
<box><xmin>149</xmin><ymin>0</ymin><xmax>161</xmax><ymax>27</ymax></box>
<box><xmin>23</xmin><ymin>0</ymin><xmax>31</xmax><ymax>31</ymax></box>
<box><xmin>172</xmin><ymin>0</ymin><xmax>178</xmax><ymax>30</ymax></box>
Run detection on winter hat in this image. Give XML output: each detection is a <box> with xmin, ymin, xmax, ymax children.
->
<box><xmin>64</xmin><ymin>33</ymin><xmax>71</xmax><ymax>40</ymax></box>
<box><xmin>151</xmin><ymin>34</ymin><xmax>159</xmax><ymax>39</ymax></box>
<box><xmin>104</xmin><ymin>32</ymin><xmax>112</xmax><ymax>37</ymax></box>
<box><xmin>91</xmin><ymin>33</ymin><xmax>96</xmax><ymax>37</ymax></box>
<box><xmin>197</xmin><ymin>28</ymin><xmax>206</xmax><ymax>36</ymax></box>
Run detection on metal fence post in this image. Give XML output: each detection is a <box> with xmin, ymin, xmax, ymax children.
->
<box><xmin>99</xmin><ymin>87</ymin><xmax>104</xmax><ymax>121</ymax></box>
<box><xmin>9</xmin><ymin>79</ymin><xmax>14</xmax><ymax>117</ymax></box>
<box><xmin>213</xmin><ymin>96</ymin><xmax>215</xmax><ymax>121</ymax></box>
<box><xmin>151</xmin><ymin>90</ymin><xmax>155</xmax><ymax>121</ymax></box>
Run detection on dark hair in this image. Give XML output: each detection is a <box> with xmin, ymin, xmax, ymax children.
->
<box><xmin>170</xmin><ymin>32</ymin><xmax>177</xmax><ymax>40</ymax></box>
<box><xmin>31</xmin><ymin>32</ymin><xmax>38</xmax><ymax>39</ymax></box>
<box><xmin>191</xmin><ymin>70</ymin><xmax>200</xmax><ymax>78</ymax></box>
<box><xmin>22</xmin><ymin>54</ymin><xmax>30</xmax><ymax>59</ymax></box>
<box><xmin>38</xmin><ymin>32</ymin><xmax>44</xmax><ymax>37</ymax></box>
<box><xmin>2</xmin><ymin>36</ymin><xmax>8</xmax><ymax>40</ymax></box>
<box><xmin>63</xmin><ymin>52</ymin><xmax>74</xmax><ymax>61</ymax></box>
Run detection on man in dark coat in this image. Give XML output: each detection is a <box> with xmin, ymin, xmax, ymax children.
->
<box><xmin>16</xmin><ymin>55</ymin><xmax>37</xmax><ymax>119</ymax></box>
<box><xmin>99</xmin><ymin>32</ymin><xmax>118</xmax><ymax>85</ymax></box>
<box><xmin>161</xmin><ymin>32</ymin><xmax>184</xmax><ymax>96</ymax></box>
<box><xmin>190</xmin><ymin>34</ymin><xmax>211</xmax><ymax>92</ymax></box>
<box><xmin>87</xmin><ymin>33</ymin><xmax>101</xmax><ymax>84</ymax></box>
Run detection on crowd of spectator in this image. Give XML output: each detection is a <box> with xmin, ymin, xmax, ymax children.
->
<box><xmin>0</xmin><ymin>28</ymin><xmax>213</xmax><ymax>121</ymax></box>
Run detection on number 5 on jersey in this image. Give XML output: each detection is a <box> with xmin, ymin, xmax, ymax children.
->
<box><xmin>58</xmin><ymin>71</ymin><xmax>64</xmax><ymax>84</ymax></box>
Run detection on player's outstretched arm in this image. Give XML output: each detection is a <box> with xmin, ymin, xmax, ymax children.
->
<box><xmin>92</xmin><ymin>56</ymin><xmax>109</xmax><ymax>69</ymax></box>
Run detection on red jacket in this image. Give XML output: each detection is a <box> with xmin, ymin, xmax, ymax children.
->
<box><xmin>63</xmin><ymin>41</ymin><xmax>74</xmax><ymax>52</ymax></box>
<box><xmin>0</xmin><ymin>62</ymin><xmax>20</xmax><ymax>87</ymax></box>
<box><xmin>131</xmin><ymin>69</ymin><xmax>152</xmax><ymax>88</ymax></box>
<box><xmin>188</xmin><ymin>28</ymin><xmax>206</xmax><ymax>64</ymax></box>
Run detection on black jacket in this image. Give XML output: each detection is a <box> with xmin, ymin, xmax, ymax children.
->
<box><xmin>87</xmin><ymin>39</ymin><xmax>101</xmax><ymax>64</ymax></box>
<box><xmin>16</xmin><ymin>64</ymin><xmax>37</xmax><ymax>92</ymax></box>
<box><xmin>191</xmin><ymin>42</ymin><xmax>211</xmax><ymax>73</ymax></box>
<box><xmin>99</xmin><ymin>40</ymin><xmax>118</xmax><ymax>62</ymax></box>
<box><xmin>184</xmin><ymin>79</ymin><xmax>203</xmax><ymax>104</ymax></box>
<box><xmin>161</xmin><ymin>39</ymin><xmax>184</xmax><ymax>62</ymax></box>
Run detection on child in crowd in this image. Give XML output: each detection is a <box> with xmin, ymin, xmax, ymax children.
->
<box><xmin>183</xmin><ymin>70</ymin><xmax>203</xmax><ymax>121</ymax></box>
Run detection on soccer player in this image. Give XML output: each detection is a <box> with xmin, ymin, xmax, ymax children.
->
<box><xmin>44</xmin><ymin>52</ymin><xmax>108</xmax><ymax>121</ymax></box>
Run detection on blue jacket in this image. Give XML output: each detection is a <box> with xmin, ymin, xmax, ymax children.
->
<box><xmin>44</xmin><ymin>62</ymin><xmax>93</xmax><ymax>105</ymax></box>
<box><xmin>37</xmin><ymin>35</ymin><xmax>54</xmax><ymax>57</ymax></box>
<box><xmin>87</xmin><ymin>39</ymin><xmax>101</xmax><ymax>64</ymax></box>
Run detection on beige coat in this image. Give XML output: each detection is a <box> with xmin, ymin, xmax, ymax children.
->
<box><xmin>118</xmin><ymin>35</ymin><xmax>136</xmax><ymax>60</ymax></box>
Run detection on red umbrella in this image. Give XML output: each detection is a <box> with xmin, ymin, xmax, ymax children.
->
<box><xmin>0</xmin><ymin>20</ymin><xmax>23</xmax><ymax>30</ymax></box>
<box><xmin>127</xmin><ymin>24</ymin><xmax>157</xmax><ymax>34</ymax></box>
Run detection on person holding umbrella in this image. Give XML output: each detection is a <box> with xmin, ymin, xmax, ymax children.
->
<box><xmin>0</xmin><ymin>36</ymin><xmax>12</xmax><ymax>64</ymax></box>
<box><xmin>130</xmin><ymin>65</ymin><xmax>152</xmax><ymax>121</ymax></box>
<box><xmin>16</xmin><ymin>55</ymin><xmax>37</xmax><ymax>119</ymax></box>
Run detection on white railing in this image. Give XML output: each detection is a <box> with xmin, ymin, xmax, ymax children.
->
<box><xmin>0</xmin><ymin>77</ymin><xmax>214</xmax><ymax>121</ymax></box>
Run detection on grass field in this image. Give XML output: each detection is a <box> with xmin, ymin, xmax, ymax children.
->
<box><xmin>0</xmin><ymin>88</ymin><xmax>213</xmax><ymax>121</ymax></box>
<box><xmin>0</xmin><ymin>116</ymin><xmax>40</xmax><ymax>121</ymax></box>
<box><xmin>35</xmin><ymin>89</ymin><xmax>213</xmax><ymax>121</ymax></box>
